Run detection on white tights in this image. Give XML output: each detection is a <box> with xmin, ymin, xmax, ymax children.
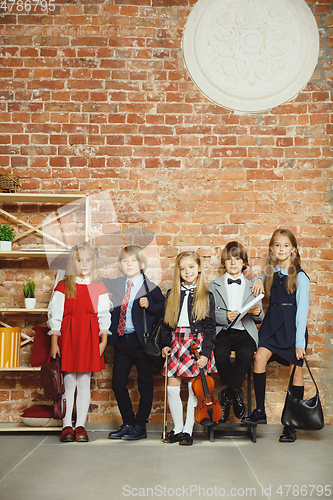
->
<box><xmin>167</xmin><ymin>382</ymin><xmax>197</xmax><ymax>436</ymax></box>
<box><xmin>62</xmin><ymin>372</ymin><xmax>91</xmax><ymax>429</ymax></box>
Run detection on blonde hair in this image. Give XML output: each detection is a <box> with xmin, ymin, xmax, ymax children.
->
<box><xmin>118</xmin><ymin>245</ymin><xmax>148</xmax><ymax>274</ymax></box>
<box><xmin>264</xmin><ymin>228</ymin><xmax>301</xmax><ymax>298</ymax></box>
<box><xmin>64</xmin><ymin>241</ymin><xmax>101</xmax><ymax>298</ymax></box>
<box><xmin>164</xmin><ymin>251</ymin><xmax>209</xmax><ymax>329</ymax></box>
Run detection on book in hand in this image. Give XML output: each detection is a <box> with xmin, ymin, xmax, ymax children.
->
<box><xmin>224</xmin><ymin>293</ymin><xmax>264</xmax><ymax>330</ymax></box>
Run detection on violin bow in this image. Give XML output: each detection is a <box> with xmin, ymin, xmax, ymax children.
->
<box><xmin>162</xmin><ymin>352</ymin><xmax>168</xmax><ymax>442</ymax></box>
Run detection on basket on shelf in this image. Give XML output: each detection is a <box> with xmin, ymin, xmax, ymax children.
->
<box><xmin>0</xmin><ymin>171</ymin><xmax>21</xmax><ymax>193</ymax></box>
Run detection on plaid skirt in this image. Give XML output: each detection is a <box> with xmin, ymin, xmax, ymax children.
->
<box><xmin>163</xmin><ymin>327</ymin><xmax>217</xmax><ymax>378</ymax></box>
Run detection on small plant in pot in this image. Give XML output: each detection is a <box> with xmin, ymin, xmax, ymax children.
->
<box><xmin>0</xmin><ymin>223</ymin><xmax>15</xmax><ymax>251</ymax></box>
<box><xmin>22</xmin><ymin>278</ymin><xmax>39</xmax><ymax>309</ymax></box>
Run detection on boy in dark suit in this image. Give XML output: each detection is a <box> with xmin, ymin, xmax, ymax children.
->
<box><xmin>104</xmin><ymin>245</ymin><xmax>165</xmax><ymax>440</ymax></box>
<box><xmin>209</xmin><ymin>241</ymin><xmax>264</xmax><ymax>422</ymax></box>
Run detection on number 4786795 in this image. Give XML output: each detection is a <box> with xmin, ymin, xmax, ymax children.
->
<box><xmin>0</xmin><ymin>0</ymin><xmax>55</xmax><ymax>12</ymax></box>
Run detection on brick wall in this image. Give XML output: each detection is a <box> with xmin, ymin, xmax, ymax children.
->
<box><xmin>0</xmin><ymin>0</ymin><xmax>332</xmax><ymax>426</ymax></box>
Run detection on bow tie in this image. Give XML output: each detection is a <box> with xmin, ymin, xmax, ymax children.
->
<box><xmin>227</xmin><ymin>278</ymin><xmax>241</xmax><ymax>285</ymax></box>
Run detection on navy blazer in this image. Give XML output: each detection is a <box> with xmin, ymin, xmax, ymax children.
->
<box><xmin>103</xmin><ymin>275</ymin><xmax>165</xmax><ymax>348</ymax></box>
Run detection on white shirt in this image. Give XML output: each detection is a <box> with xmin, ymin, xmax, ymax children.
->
<box><xmin>177</xmin><ymin>284</ymin><xmax>195</xmax><ymax>328</ymax></box>
<box><xmin>224</xmin><ymin>272</ymin><xmax>245</xmax><ymax>330</ymax></box>
<box><xmin>47</xmin><ymin>276</ymin><xmax>112</xmax><ymax>336</ymax></box>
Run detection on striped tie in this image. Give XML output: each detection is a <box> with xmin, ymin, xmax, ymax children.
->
<box><xmin>117</xmin><ymin>281</ymin><xmax>134</xmax><ymax>336</ymax></box>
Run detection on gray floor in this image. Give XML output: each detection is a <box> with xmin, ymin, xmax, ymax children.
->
<box><xmin>0</xmin><ymin>425</ymin><xmax>332</xmax><ymax>500</ymax></box>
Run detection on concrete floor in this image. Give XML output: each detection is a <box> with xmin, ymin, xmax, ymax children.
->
<box><xmin>0</xmin><ymin>425</ymin><xmax>332</xmax><ymax>500</ymax></box>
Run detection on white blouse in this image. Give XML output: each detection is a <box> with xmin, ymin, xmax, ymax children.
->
<box><xmin>47</xmin><ymin>277</ymin><xmax>112</xmax><ymax>336</ymax></box>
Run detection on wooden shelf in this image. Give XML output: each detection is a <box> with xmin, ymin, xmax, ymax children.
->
<box><xmin>0</xmin><ymin>422</ymin><xmax>61</xmax><ymax>432</ymax></box>
<box><xmin>0</xmin><ymin>251</ymin><xmax>70</xmax><ymax>258</ymax></box>
<box><xmin>0</xmin><ymin>308</ymin><xmax>48</xmax><ymax>313</ymax></box>
<box><xmin>0</xmin><ymin>366</ymin><xmax>41</xmax><ymax>371</ymax></box>
<box><xmin>0</xmin><ymin>193</ymin><xmax>85</xmax><ymax>203</ymax></box>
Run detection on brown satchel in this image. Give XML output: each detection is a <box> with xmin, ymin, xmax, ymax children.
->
<box><xmin>40</xmin><ymin>355</ymin><xmax>66</xmax><ymax>419</ymax></box>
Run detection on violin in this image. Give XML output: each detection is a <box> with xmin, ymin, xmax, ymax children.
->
<box><xmin>191</xmin><ymin>343</ymin><xmax>222</xmax><ymax>426</ymax></box>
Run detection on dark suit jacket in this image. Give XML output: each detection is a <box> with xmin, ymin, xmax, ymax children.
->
<box><xmin>103</xmin><ymin>275</ymin><xmax>165</xmax><ymax>348</ymax></box>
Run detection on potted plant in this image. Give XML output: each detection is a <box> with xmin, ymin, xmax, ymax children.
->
<box><xmin>22</xmin><ymin>277</ymin><xmax>39</xmax><ymax>309</ymax></box>
<box><xmin>0</xmin><ymin>223</ymin><xmax>15</xmax><ymax>251</ymax></box>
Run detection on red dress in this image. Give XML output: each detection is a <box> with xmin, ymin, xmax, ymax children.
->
<box><xmin>56</xmin><ymin>281</ymin><xmax>109</xmax><ymax>373</ymax></box>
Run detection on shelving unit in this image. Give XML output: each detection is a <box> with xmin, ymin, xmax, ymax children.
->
<box><xmin>0</xmin><ymin>192</ymin><xmax>89</xmax><ymax>432</ymax></box>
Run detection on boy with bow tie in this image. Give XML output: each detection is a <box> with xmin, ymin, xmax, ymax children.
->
<box><xmin>209</xmin><ymin>241</ymin><xmax>264</xmax><ymax>423</ymax></box>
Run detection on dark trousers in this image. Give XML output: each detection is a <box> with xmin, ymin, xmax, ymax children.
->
<box><xmin>112</xmin><ymin>332</ymin><xmax>153</xmax><ymax>428</ymax></box>
<box><xmin>214</xmin><ymin>328</ymin><xmax>256</xmax><ymax>393</ymax></box>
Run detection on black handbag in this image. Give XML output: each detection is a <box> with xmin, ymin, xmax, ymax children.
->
<box><xmin>141</xmin><ymin>275</ymin><xmax>164</xmax><ymax>371</ymax></box>
<box><xmin>281</xmin><ymin>357</ymin><xmax>324</xmax><ymax>431</ymax></box>
<box><xmin>144</xmin><ymin>316</ymin><xmax>163</xmax><ymax>359</ymax></box>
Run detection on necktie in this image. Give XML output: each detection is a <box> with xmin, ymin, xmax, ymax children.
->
<box><xmin>117</xmin><ymin>281</ymin><xmax>134</xmax><ymax>336</ymax></box>
<box><xmin>227</xmin><ymin>278</ymin><xmax>241</xmax><ymax>285</ymax></box>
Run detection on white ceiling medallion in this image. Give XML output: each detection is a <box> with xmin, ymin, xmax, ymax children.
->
<box><xmin>182</xmin><ymin>0</ymin><xmax>319</xmax><ymax>112</ymax></box>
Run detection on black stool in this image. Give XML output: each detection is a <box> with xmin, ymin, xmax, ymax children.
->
<box><xmin>207</xmin><ymin>353</ymin><xmax>257</xmax><ymax>443</ymax></box>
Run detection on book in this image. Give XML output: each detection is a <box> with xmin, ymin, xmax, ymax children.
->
<box><xmin>224</xmin><ymin>293</ymin><xmax>264</xmax><ymax>330</ymax></box>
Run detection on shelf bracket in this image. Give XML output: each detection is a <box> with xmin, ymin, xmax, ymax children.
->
<box><xmin>0</xmin><ymin>208</ymin><xmax>71</xmax><ymax>249</ymax></box>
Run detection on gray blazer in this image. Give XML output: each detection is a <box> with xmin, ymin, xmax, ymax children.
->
<box><xmin>208</xmin><ymin>275</ymin><xmax>264</xmax><ymax>347</ymax></box>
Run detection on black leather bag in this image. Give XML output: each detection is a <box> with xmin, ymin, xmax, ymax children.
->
<box><xmin>281</xmin><ymin>357</ymin><xmax>324</xmax><ymax>431</ymax></box>
<box><xmin>144</xmin><ymin>316</ymin><xmax>163</xmax><ymax>359</ymax></box>
<box><xmin>140</xmin><ymin>275</ymin><xmax>164</xmax><ymax>370</ymax></box>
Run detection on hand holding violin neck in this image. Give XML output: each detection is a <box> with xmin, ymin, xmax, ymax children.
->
<box><xmin>191</xmin><ymin>343</ymin><xmax>222</xmax><ymax>425</ymax></box>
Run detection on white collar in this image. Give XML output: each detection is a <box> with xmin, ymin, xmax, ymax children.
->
<box><xmin>75</xmin><ymin>276</ymin><xmax>91</xmax><ymax>284</ymax></box>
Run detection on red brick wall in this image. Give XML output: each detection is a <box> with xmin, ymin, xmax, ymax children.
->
<box><xmin>0</xmin><ymin>0</ymin><xmax>332</xmax><ymax>426</ymax></box>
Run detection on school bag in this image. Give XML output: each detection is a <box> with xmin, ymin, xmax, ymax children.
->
<box><xmin>40</xmin><ymin>355</ymin><xmax>66</xmax><ymax>420</ymax></box>
<box><xmin>142</xmin><ymin>276</ymin><xmax>164</xmax><ymax>372</ymax></box>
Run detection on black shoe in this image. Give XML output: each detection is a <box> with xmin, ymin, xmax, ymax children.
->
<box><xmin>233</xmin><ymin>389</ymin><xmax>246</xmax><ymax>419</ymax></box>
<box><xmin>122</xmin><ymin>424</ymin><xmax>147</xmax><ymax>441</ymax></box>
<box><xmin>179</xmin><ymin>432</ymin><xmax>193</xmax><ymax>445</ymax></box>
<box><xmin>218</xmin><ymin>389</ymin><xmax>233</xmax><ymax>423</ymax></box>
<box><xmin>279</xmin><ymin>426</ymin><xmax>296</xmax><ymax>443</ymax></box>
<box><xmin>108</xmin><ymin>424</ymin><xmax>132</xmax><ymax>439</ymax></box>
<box><xmin>241</xmin><ymin>408</ymin><xmax>267</xmax><ymax>425</ymax></box>
<box><xmin>165</xmin><ymin>430</ymin><xmax>184</xmax><ymax>443</ymax></box>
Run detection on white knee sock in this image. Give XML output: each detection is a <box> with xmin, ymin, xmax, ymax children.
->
<box><xmin>63</xmin><ymin>372</ymin><xmax>77</xmax><ymax>428</ymax></box>
<box><xmin>167</xmin><ymin>385</ymin><xmax>183</xmax><ymax>434</ymax></box>
<box><xmin>75</xmin><ymin>372</ymin><xmax>91</xmax><ymax>428</ymax></box>
<box><xmin>182</xmin><ymin>382</ymin><xmax>197</xmax><ymax>436</ymax></box>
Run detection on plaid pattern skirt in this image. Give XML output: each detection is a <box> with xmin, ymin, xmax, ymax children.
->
<box><xmin>163</xmin><ymin>327</ymin><xmax>217</xmax><ymax>378</ymax></box>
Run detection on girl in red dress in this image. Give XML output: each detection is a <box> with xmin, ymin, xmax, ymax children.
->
<box><xmin>48</xmin><ymin>242</ymin><xmax>112</xmax><ymax>443</ymax></box>
<box><xmin>161</xmin><ymin>251</ymin><xmax>216</xmax><ymax>445</ymax></box>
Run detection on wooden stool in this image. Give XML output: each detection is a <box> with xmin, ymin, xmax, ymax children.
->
<box><xmin>207</xmin><ymin>352</ymin><xmax>257</xmax><ymax>443</ymax></box>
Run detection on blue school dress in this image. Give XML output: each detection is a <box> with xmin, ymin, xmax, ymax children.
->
<box><xmin>258</xmin><ymin>268</ymin><xmax>309</xmax><ymax>366</ymax></box>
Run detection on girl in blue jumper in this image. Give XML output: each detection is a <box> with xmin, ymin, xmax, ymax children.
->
<box><xmin>242</xmin><ymin>229</ymin><xmax>310</xmax><ymax>443</ymax></box>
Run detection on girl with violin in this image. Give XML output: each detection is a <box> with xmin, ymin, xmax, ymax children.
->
<box><xmin>161</xmin><ymin>251</ymin><xmax>217</xmax><ymax>445</ymax></box>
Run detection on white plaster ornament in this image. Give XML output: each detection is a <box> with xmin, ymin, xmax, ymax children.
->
<box><xmin>182</xmin><ymin>0</ymin><xmax>319</xmax><ymax>112</ymax></box>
